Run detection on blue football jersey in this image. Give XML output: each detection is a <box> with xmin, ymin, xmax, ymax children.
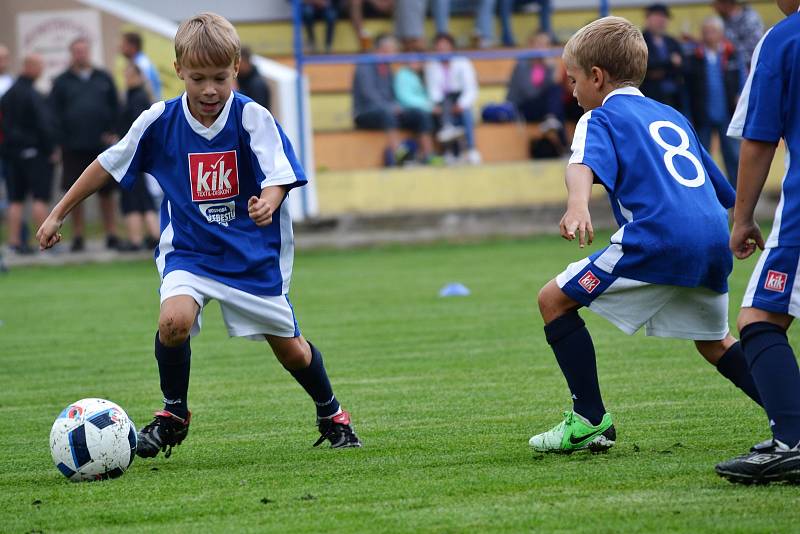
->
<box><xmin>98</xmin><ymin>91</ymin><xmax>307</xmax><ymax>296</ymax></box>
<box><xmin>570</xmin><ymin>87</ymin><xmax>735</xmax><ymax>293</ymax></box>
<box><xmin>728</xmin><ymin>13</ymin><xmax>800</xmax><ymax>248</ymax></box>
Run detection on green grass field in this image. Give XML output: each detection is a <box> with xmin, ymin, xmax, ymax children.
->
<box><xmin>2</xmin><ymin>234</ymin><xmax>799</xmax><ymax>533</ymax></box>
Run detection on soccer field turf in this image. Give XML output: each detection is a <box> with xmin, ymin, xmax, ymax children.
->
<box><xmin>2</xmin><ymin>235</ymin><xmax>799</xmax><ymax>533</ymax></box>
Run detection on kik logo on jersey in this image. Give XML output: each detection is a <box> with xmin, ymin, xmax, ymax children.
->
<box><xmin>189</xmin><ymin>150</ymin><xmax>239</xmax><ymax>202</ymax></box>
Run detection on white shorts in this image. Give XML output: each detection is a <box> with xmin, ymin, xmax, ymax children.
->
<box><xmin>160</xmin><ymin>270</ymin><xmax>300</xmax><ymax>341</ymax></box>
<box><xmin>556</xmin><ymin>258</ymin><xmax>729</xmax><ymax>341</ymax></box>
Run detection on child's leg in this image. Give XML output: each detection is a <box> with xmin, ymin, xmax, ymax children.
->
<box><xmin>695</xmin><ymin>335</ymin><xmax>762</xmax><ymax>406</ymax></box>
<box><xmin>538</xmin><ymin>279</ymin><xmax>607</xmax><ymax>425</ymax></box>
<box><xmin>155</xmin><ymin>295</ymin><xmax>199</xmax><ymax>419</ymax></box>
<box><xmin>266</xmin><ymin>334</ymin><xmax>341</xmax><ymax>419</ymax></box>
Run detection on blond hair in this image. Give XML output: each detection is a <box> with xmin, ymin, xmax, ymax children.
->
<box><xmin>563</xmin><ymin>16</ymin><xmax>648</xmax><ymax>87</ymax></box>
<box><xmin>174</xmin><ymin>12</ymin><xmax>240</xmax><ymax>68</ymax></box>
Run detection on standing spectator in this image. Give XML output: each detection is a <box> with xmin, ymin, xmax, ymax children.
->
<box><xmin>352</xmin><ymin>34</ymin><xmax>435</xmax><ymax>166</ymax></box>
<box><xmin>117</xmin><ymin>63</ymin><xmax>159</xmax><ymax>252</ymax></box>
<box><xmin>712</xmin><ymin>0</ymin><xmax>764</xmax><ymax>69</ymax></box>
<box><xmin>348</xmin><ymin>0</ymin><xmax>395</xmax><ymax>50</ymax></box>
<box><xmin>394</xmin><ymin>0</ymin><xmax>427</xmax><ymax>51</ymax></box>
<box><xmin>237</xmin><ymin>47</ymin><xmax>272</xmax><ymax>110</ymax></box>
<box><xmin>119</xmin><ymin>32</ymin><xmax>161</xmax><ymax>100</ymax></box>
<box><xmin>50</xmin><ymin>37</ymin><xmax>120</xmax><ymax>252</ymax></box>
<box><xmin>425</xmin><ymin>33</ymin><xmax>481</xmax><ymax>164</ymax></box>
<box><xmin>0</xmin><ymin>54</ymin><xmax>55</xmax><ymax>254</ymax></box>
<box><xmin>300</xmin><ymin>0</ymin><xmax>340</xmax><ymax>54</ymax></box>
<box><xmin>640</xmin><ymin>3</ymin><xmax>684</xmax><ymax>110</ymax></box>
<box><xmin>686</xmin><ymin>17</ymin><xmax>744</xmax><ymax>187</ymax></box>
<box><xmin>0</xmin><ymin>45</ymin><xmax>12</xmax><ymax>97</ymax></box>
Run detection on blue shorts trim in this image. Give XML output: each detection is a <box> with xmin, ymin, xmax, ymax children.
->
<box><xmin>744</xmin><ymin>246</ymin><xmax>800</xmax><ymax>315</ymax></box>
<box><xmin>558</xmin><ymin>259</ymin><xmax>619</xmax><ymax>308</ymax></box>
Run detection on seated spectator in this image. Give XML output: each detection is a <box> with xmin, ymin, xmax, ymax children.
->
<box><xmin>640</xmin><ymin>3</ymin><xmax>684</xmax><ymax>110</ymax></box>
<box><xmin>352</xmin><ymin>34</ymin><xmax>435</xmax><ymax>166</ymax></box>
<box><xmin>0</xmin><ymin>54</ymin><xmax>55</xmax><ymax>255</ymax></box>
<box><xmin>425</xmin><ymin>33</ymin><xmax>481</xmax><ymax>165</ymax></box>
<box><xmin>394</xmin><ymin>57</ymin><xmax>433</xmax><ymax>115</ymax></box>
<box><xmin>116</xmin><ymin>63</ymin><xmax>160</xmax><ymax>251</ymax></box>
<box><xmin>237</xmin><ymin>46</ymin><xmax>272</xmax><ymax>110</ymax></box>
<box><xmin>348</xmin><ymin>0</ymin><xmax>394</xmax><ymax>50</ymax></box>
<box><xmin>506</xmin><ymin>31</ymin><xmax>565</xmax><ymax>157</ymax></box>
<box><xmin>712</xmin><ymin>0</ymin><xmax>764</xmax><ymax>70</ymax></box>
<box><xmin>685</xmin><ymin>16</ymin><xmax>744</xmax><ymax>187</ymax></box>
<box><xmin>300</xmin><ymin>0</ymin><xmax>340</xmax><ymax>54</ymax></box>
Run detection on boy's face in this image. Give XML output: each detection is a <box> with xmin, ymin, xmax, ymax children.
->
<box><xmin>565</xmin><ymin>61</ymin><xmax>604</xmax><ymax>111</ymax></box>
<box><xmin>175</xmin><ymin>60</ymin><xmax>239</xmax><ymax>126</ymax></box>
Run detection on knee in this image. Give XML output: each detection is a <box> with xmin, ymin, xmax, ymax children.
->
<box><xmin>158</xmin><ymin>313</ymin><xmax>193</xmax><ymax>347</ymax></box>
<box><xmin>273</xmin><ymin>338</ymin><xmax>312</xmax><ymax>370</ymax></box>
<box><xmin>537</xmin><ymin>283</ymin><xmax>562</xmax><ymax>324</ymax></box>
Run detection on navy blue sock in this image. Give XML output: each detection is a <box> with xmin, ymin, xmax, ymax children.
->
<box><xmin>740</xmin><ymin>322</ymin><xmax>800</xmax><ymax>447</ymax></box>
<box><xmin>154</xmin><ymin>331</ymin><xmax>191</xmax><ymax>419</ymax></box>
<box><xmin>287</xmin><ymin>342</ymin><xmax>340</xmax><ymax>419</ymax></box>
<box><xmin>715</xmin><ymin>342</ymin><xmax>762</xmax><ymax>407</ymax></box>
<box><xmin>544</xmin><ymin>311</ymin><xmax>606</xmax><ymax>426</ymax></box>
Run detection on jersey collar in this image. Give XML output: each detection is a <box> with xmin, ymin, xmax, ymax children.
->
<box><xmin>181</xmin><ymin>91</ymin><xmax>234</xmax><ymax>141</ymax></box>
<box><xmin>602</xmin><ymin>86</ymin><xmax>645</xmax><ymax>105</ymax></box>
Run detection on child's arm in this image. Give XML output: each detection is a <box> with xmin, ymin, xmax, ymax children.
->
<box><xmin>730</xmin><ymin>139</ymin><xmax>778</xmax><ymax>259</ymax></box>
<box><xmin>560</xmin><ymin>163</ymin><xmax>594</xmax><ymax>248</ymax></box>
<box><xmin>248</xmin><ymin>185</ymin><xmax>289</xmax><ymax>227</ymax></box>
<box><xmin>36</xmin><ymin>160</ymin><xmax>113</xmax><ymax>250</ymax></box>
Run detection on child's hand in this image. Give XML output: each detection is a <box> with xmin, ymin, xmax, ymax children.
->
<box><xmin>730</xmin><ymin>219</ymin><xmax>764</xmax><ymax>260</ymax></box>
<box><xmin>248</xmin><ymin>196</ymin><xmax>275</xmax><ymax>226</ymax></box>
<box><xmin>560</xmin><ymin>207</ymin><xmax>594</xmax><ymax>248</ymax></box>
<box><xmin>36</xmin><ymin>215</ymin><xmax>63</xmax><ymax>250</ymax></box>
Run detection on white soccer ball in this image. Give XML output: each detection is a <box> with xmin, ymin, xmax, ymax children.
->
<box><xmin>50</xmin><ymin>398</ymin><xmax>137</xmax><ymax>482</ymax></box>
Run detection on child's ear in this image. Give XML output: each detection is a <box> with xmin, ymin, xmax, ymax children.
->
<box><xmin>233</xmin><ymin>58</ymin><xmax>240</xmax><ymax>78</ymax></box>
<box><xmin>590</xmin><ymin>66</ymin><xmax>604</xmax><ymax>88</ymax></box>
<box><xmin>174</xmin><ymin>60</ymin><xmax>183</xmax><ymax>79</ymax></box>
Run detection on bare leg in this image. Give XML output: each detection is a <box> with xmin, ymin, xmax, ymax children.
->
<box><xmin>99</xmin><ymin>193</ymin><xmax>117</xmax><ymax>237</ymax></box>
<box><xmin>6</xmin><ymin>202</ymin><xmax>23</xmax><ymax>247</ymax></box>
<box><xmin>125</xmin><ymin>213</ymin><xmax>145</xmax><ymax>247</ymax></box>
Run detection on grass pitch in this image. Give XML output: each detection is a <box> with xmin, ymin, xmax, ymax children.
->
<box><xmin>2</xmin><ymin>234</ymin><xmax>799</xmax><ymax>533</ymax></box>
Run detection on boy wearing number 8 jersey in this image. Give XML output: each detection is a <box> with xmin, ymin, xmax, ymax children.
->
<box><xmin>529</xmin><ymin>16</ymin><xmax>763</xmax><ymax>454</ymax></box>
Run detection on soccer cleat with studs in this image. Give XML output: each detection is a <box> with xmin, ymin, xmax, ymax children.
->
<box><xmin>529</xmin><ymin>411</ymin><xmax>616</xmax><ymax>453</ymax></box>
<box><xmin>716</xmin><ymin>439</ymin><xmax>800</xmax><ymax>485</ymax></box>
<box><xmin>313</xmin><ymin>410</ymin><xmax>361</xmax><ymax>448</ymax></box>
<box><xmin>136</xmin><ymin>410</ymin><xmax>191</xmax><ymax>458</ymax></box>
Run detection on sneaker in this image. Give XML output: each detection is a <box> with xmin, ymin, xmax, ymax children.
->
<box><xmin>136</xmin><ymin>410</ymin><xmax>191</xmax><ymax>458</ymax></box>
<box><xmin>313</xmin><ymin>410</ymin><xmax>361</xmax><ymax>448</ymax></box>
<box><xmin>715</xmin><ymin>439</ymin><xmax>800</xmax><ymax>485</ymax></box>
<box><xmin>529</xmin><ymin>411</ymin><xmax>616</xmax><ymax>453</ymax></box>
<box><xmin>70</xmin><ymin>236</ymin><xmax>85</xmax><ymax>253</ymax></box>
<box><xmin>106</xmin><ymin>234</ymin><xmax>121</xmax><ymax>250</ymax></box>
<box><xmin>465</xmin><ymin>148</ymin><xmax>482</xmax><ymax>165</ymax></box>
<box><xmin>436</xmin><ymin>125</ymin><xmax>465</xmax><ymax>144</ymax></box>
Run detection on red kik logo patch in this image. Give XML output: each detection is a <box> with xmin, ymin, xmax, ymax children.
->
<box><xmin>578</xmin><ymin>271</ymin><xmax>601</xmax><ymax>293</ymax></box>
<box><xmin>764</xmin><ymin>270</ymin><xmax>788</xmax><ymax>293</ymax></box>
<box><xmin>188</xmin><ymin>150</ymin><xmax>239</xmax><ymax>202</ymax></box>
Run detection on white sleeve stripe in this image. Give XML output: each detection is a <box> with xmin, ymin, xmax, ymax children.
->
<box><xmin>728</xmin><ymin>28</ymin><xmax>772</xmax><ymax>139</ymax></box>
<box><xmin>241</xmin><ymin>102</ymin><xmax>297</xmax><ymax>189</ymax></box>
<box><xmin>568</xmin><ymin>110</ymin><xmax>592</xmax><ymax>165</ymax></box>
<box><xmin>98</xmin><ymin>101</ymin><xmax>166</xmax><ymax>183</ymax></box>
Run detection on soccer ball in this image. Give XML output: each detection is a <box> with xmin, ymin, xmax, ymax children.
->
<box><xmin>50</xmin><ymin>398</ymin><xmax>137</xmax><ymax>482</ymax></box>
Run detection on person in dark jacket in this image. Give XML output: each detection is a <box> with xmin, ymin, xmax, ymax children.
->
<box><xmin>49</xmin><ymin>37</ymin><xmax>120</xmax><ymax>252</ymax></box>
<box><xmin>685</xmin><ymin>16</ymin><xmax>744</xmax><ymax>186</ymax></box>
<box><xmin>116</xmin><ymin>63</ymin><xmax>160</xmax><ymax>252</ymax></box>
<box><xmin>640</xmin><ymin>4</ymin><xmax>684</xmax><ymax>110</ymax></box>
<box><xmin>352</xmin><ymin>33</ymin><xmax>434</xmax><ymax>165</ymax></box>
<box><xmin>237</xmin><ymin>46</ymin><xmax>271</xmax><ymax>110</ymax></box>
<box><xmin>0</xmin><ymin>54</ymin><xmax>55</xmax><ymax>254</ymax></box>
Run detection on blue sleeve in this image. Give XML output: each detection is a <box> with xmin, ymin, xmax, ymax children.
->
<box><xmin>568</xmin><ymin>110</ymin><xmax>618</xmax><ymax>192</ymax></box>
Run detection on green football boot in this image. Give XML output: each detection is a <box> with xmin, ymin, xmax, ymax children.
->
<box><xmin>529</xmin><ymin>411</ymin><xmax>616</xmax><ymax>453</ymax></box>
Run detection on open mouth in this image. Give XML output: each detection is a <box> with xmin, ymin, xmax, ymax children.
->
<box><xmin>199</xmin><ymin>101</ymin><xmax>219</xmax><ymax>113</ymax></box>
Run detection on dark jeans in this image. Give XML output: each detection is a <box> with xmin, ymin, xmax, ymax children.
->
<box><xmin>302</xmin><ymin>0</ymin><xmax>339</xmax><ymax>52</ymax></box>
<box><xmin>516</xmin><ymin>84</ymin><xmax>565</xmax><ymax>123</ymax></box>
<box><xmin>697</xmin><ymin>121</ymin><xmax>740</xmax><ymax>188</ymax></box>
<box><xmin>355</xmin><ymin>108</ymin><xmax>433</xmax><ymax>133</ymax></box>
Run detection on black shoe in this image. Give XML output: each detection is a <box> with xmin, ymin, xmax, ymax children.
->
<box><xmin>70</xmin><ymin>237</ymin><xmax>85</xmax><ymax>253</ymax></box>
<box><xmin>116</xmin><ymin>240</ymin><xmax>142</xmax><ymax>252</ymax></box>
<box><xmin>9</xmin><ymin>243</ymin><xmax>35</xmax><ymax>255</ymax></box>
<box><xmin>716</xmin><ymin>440</ymin><xmax>800</xmax><ymax>485</ymax></box>
<box><xmin>136</xmin><ymin>410</ymin><xmax>191</xmax><ymax>458</ymax></box>
<box><xmin>106</xmin><ymin>235</ymin><xmax>121</xmax><ymax>250</ymax></box>
<box><xmin>144</xmin><ymin>237</ymin><xmax>160</xmax><ymax>250</ymax></box>
<box><xmin>313</xmin><ymin>410</ymin><xmax>361</xmax><ymax>448</ymax></box>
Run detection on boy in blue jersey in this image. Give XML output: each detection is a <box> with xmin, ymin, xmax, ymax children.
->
<box><xmin>529</xmin><ymin>17</ymin><xmax>763</xmax><ymax>454</ymax></box>
<box><xmin>715</xmin><ymin>0</ymin><xmax>800</xmax><ymax>484</ymax></box>
<box><xmin>37</xmin><ymin>12</ymin><xmax>361</xmax><ymax>456</ymax></box>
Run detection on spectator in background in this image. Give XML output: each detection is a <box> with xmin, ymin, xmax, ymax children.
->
<box><xmin>685</xmin><ymin>16</ymin><xmax>744</xmax><ymax>186</ymax></box>
<box><xmin>120</xmin><ymin>32</ymin><xmax>161</xmax><ymax>100</ymax></box>
<box><xmin>425</xmin><ymin>33</ymin><xmax>481</xmax><ymax>164</ymax></box>
<box><xmin>50</xmin><ymin>37</ymin><xmax>120</xmax><ymax>252</ymax></box>
<box><xmin>300</xmin><ymin>0</ymin><xmax>340</xmax><ymax>53</ymax></box>
<box><xmin>712</xmin><ymin>0</ymin><xmax>764</xmax><ymax>69</ymax></box>
<box><xmin>352</xmin><ymin>34</ymin><xmax>435</xmax><ymax>166</ymax></box>
<box><xmin>640</xmin><ymin>3</ymin><xmax>684</xmax><ymax>110</ymax></box>
<box><xmin>117</xmin><ymin>63</ymin><xmax>160</xmax><ymax>252</ymax></box>
<box><xmin>394</xmin><ymin>56</ymin><xmax>433</xmax><ymax>116</ymax></box>
<box><xmin>395</xmin><ymin>0</ymin><xmax>427</xmax><ymax>51</ymax></box>
<box><xmin>0</xmin><ymin>45</ymin><xmax>12</xmax><ymax>97</ymax></box>
<box><xmin>348</xmin><ymin>0</ymin><xmax>395</xmax><ymax>50</ymax></box>
<box><xmin>0</xmin><ymin>54</ymin><xmax>55</xmax><ymax>255</ymax></box>
<box><xmin>431</xmin><ymin>0</ymin><xmax>501</xmax><ymax>49</ymax></box>
<box><xmin>237</xmin><ymin>47</ymin><xmax>272</xmax><ymax>110</ymax></box>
